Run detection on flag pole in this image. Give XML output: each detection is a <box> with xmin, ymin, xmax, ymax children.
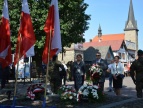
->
<box><xmin>43</xmin><ymin>30</ymin><xmax>52</xmax><ymax>108</ymax></box>
<box><xmin>13</xmin><ymin>33</ymin><xmax>21</xmax><ymax>106</ymax></box>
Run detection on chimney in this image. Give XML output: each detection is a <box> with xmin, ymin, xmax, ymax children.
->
<box><xmin>89</xmin><ymin>39</ymin><xmax>92</xmax><ymax>42</ymax></box>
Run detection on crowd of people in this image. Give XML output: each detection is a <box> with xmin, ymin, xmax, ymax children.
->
<box><xmin>0</xmin><ymin>49</ymin><xmax>143</xmax><ymax>99</ymax></box>
<box><xmin>49</xmin><ymin>49</ymin><xmax>143</xmax><ymax>98</ymax></box>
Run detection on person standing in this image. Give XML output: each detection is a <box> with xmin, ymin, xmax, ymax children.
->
<box><xmin>130</xmin><ymin>50</ymin><xmax>143</xmax><ymax>98</ymax></box>
<box><xmin>124</xmin><ymin>64</ymin><xmax>128</xmax><ymax>77</ymax></box>
<box><xmin>60</xmin><ymin>61</ymin><xmax>67</xmax><ymax>85</ymax></box>
<box><xmin>107</xmin><ymin>59</ymin><xmax>114</xmax><ymax>92</ymax></box>
<box><xmin>1</xmin><ymin>65</ymin><xmax>10</xmax><ymax>89</ymax></box>
<box><xmin>48</xmin><ymin>55</ymin><xmax>63</xmax><ymax>94</ymax></box>
<box><xmin>111</xmin><ymin>56</ymin><xmax>124</xmax><ymax>96</ymax></box>
<box><xmin>72</xmin><ymin>54</ymin><xmax>86</xmax><ymax>92</ymax></box>
<box><xmin>92</xmin><ymin>52</ymin><xmax>108</xmax><ymax>92</ymax></box>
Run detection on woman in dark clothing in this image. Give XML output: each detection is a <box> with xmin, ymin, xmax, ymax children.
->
<box><xmin>72</xmin><ymin>54</ymin><xmax>86</xmax><ymax>92</ymax></box>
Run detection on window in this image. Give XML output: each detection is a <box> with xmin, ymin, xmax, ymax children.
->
<box><xmin>118</xmin><ymin>53</ymin><xmax>121</xmax><ymax>58</ymax></box>
<box><xmin>122</xmin><ymin>53</ymin><xmax>125</xmax><ymax>59</ymax></box>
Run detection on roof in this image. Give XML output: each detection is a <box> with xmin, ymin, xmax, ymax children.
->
<box><xmin>84</xmin><ymin>47</ymin><xmax>99</xmax><ymax>61</ymax></box>
<box><xmin>92</xmin><ymin>33</ymin><xmax>125</xmax><ymax>42</ymax></box>
<box><xmin>83</xmin><ymin>40</ymin><xmax>125</xmax><ymax>51</ymax></box>
<box><xmin>124</xmin><ymin>0</ymin><xmax>138</xmax><ymax>30</ymax></box>
<box><xmin>94</xmin><ymin>46</ymin><xmax>113</xmax><ymax>59</ymax></box>
<box><xmin>84</xmin><ymin>46</ymin><xmax>113</xmax><ymax>61</ymax></box>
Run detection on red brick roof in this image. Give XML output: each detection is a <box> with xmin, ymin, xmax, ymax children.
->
<box><xmin>92</xmin><ymin>33</ymin><xmax>125</xmax><ymax>42</ymax></box>
<box><xmin>83</xmin><ymin>40</ymin><xmax>124</xmax><ymax>51</ymax></box>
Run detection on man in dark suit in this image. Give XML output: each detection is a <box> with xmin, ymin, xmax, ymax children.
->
<box><xmin>130</xmin><ymin>50</ymin><xmax>143</xmax><ymax>98</ymax></box>
<box><xmin>92</xmin><ymin>52</ymin><xmax>108</xmax><ymax>92</ymax></box>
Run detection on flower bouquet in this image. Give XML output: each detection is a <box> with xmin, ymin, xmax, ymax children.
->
<box><xmin>77</xmin><ymin>84</ymin><xmax>104</xmax><ymax>102</ymax></box>
<box><xmin>58</xmin><ymin>85</ymin><xmax>77</xmax><ymax>102</ymax></box>
<box><xmin>89</xmin><ymin>64</ymin><xmax>103</xmax><ymax>84</ymax></box>
<box><xmin>26</xmin><ymin>83</ymin><xmax>45</xmax><ymax>100</ymax></box>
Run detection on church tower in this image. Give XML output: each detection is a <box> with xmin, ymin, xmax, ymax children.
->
<box><xmin>98</xmin><ymin>24</ymin><xmax>102</xmax><ymax>42</ymax></box>
<box><xmin>124</xmin><ymin>0</ymin><xmax>138</xmax><ymax>52</ymax></box>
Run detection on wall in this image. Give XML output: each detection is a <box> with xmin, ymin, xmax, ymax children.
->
<box><xmin>58</xmin><ymin>50</ymin><xmax>75</xmax><ymax>64</ymax></box>
<box><xmin>124</xmin><ymin>30</ymin><xmax>138</xmax><ymax>51</ymax></box>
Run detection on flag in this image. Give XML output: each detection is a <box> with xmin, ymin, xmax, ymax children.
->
<box><xmin>42</xmin><ymin>0</ymin><xmax>62</xmax><ymax>64</ymax></box>
<box><xmin>0</xmin><ymin>0</ymin><xmax>12</xmax><ymax>68</ymax></box>
<box><xmin>14</xmin><ymin>0</ymin><xmax>36</xmax><ymax>65</ymax></box>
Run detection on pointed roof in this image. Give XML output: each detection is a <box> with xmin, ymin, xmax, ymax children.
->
<box><xmin>98</xmin><ymin>24</ymin><xmax>101</xmax><ymax>31</ymax></box>
<box><xmin>124</xmin><ymin>0</ymin><xmax>138</xmax><ymax>31</ymax></box>
<box><xmin>84</xmin><ymin>46</ymin><xmax>113</xmax><ymax>61</ymax></box>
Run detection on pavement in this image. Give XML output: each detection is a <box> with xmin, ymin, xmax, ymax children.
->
<box><xmin>66</xmin><ymin>76</ymin><xmax>137</xmax><ymax>98</ymax></box>
<box><xmin>104</xmin><ymin>76</ymin><xmax>136</xmax><ymax>97</ymax></box>
<box><xmin>1</xmin><ymin>76</ymin><xmax>142</xmax><ymax>108</ymax></box>
<box><xmin>66</xmin><ymin>76</ymin><xmax>143</xmax><ymax>108</ymax></box>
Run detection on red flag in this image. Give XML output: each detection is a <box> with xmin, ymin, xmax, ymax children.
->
<box><xmin>0</xmin><ymin>0</ymin><xmax>12</xmax><ymax>68</ymax></box>
<box><xmin>14</xmin><ymin>0</ymin><xmax>36</xmax><ymax>65</ymax></box>
<box><xmin>42</xmin><ymin>0</ymin><xmax>62</xmax><ymax>64</ymax></box>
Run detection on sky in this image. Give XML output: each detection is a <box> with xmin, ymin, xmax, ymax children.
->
<box><xmin>84</xmin><ymin>0</ymin><xmax>143</xmax><ymax>50</ymax></box>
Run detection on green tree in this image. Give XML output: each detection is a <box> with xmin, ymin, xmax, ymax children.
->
<box><xmin>0</xmin><ymin>0</ymin><xmax>90</xmax><ymax>65</ymax></box>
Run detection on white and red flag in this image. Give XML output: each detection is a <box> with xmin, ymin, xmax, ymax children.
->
<box><xmin>42</xmin><ymin>0</ymin><xmax>62</xmax><ymax>64</ymax></box>
<box><xmin>0</xmin><ymin>0</ymin><xmax>12</xmax><ymax>68</ymax></box>
<box><xmin>14</xmin><ymin>0</ymin><xmax>36</xmax><ymax>65</ymax></box>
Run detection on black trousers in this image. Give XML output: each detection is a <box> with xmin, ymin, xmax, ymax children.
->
<box><xmin>63</xmin><ymin>75</ymin><xmax>66</xmax><ymax>85</ymax></box>
<box><xmin>1</xmin><ymin>77</ymin><xmax>6</xmax><ymax>89</ymax></box>
<box><xmin>136</xmin><ymin>81</ymin><xmax>143</xmax><ymax>98</ymax></box>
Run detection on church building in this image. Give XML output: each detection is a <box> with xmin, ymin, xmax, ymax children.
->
<box><xmin>58</xmin><ymin>0</ymin><xmax>138</xmax><ymax>64</ymax></box>
<box><xmin>86</xmin><ymin>0</ymin><xmax>138</xmax><ymax>60</ymax></box>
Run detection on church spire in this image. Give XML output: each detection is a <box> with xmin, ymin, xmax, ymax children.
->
<box><xmin>124</xmin><ymin>0</ymin><xmax>138</xmax><ymax>31</ymax></box>
<box><xmin>98</xmin><ymin>24</ymin><xmax>102</xmax><ymax>42</ymax></box>
<box><xmin>98</xmin><ymin>24</ymin><xmax>102</xmax><ymax>37</ymax></box>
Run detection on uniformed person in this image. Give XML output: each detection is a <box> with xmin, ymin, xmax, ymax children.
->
<box><xmin>48</xmin><ymin>55</ymin><xmax>64</xmax><ymax>94</ymax></box>
<box><xmin>130</xmin><ymin>50</ymin><xmax>143</xmax><ymax>98</ymax></box>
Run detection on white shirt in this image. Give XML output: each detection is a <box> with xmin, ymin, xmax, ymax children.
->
<box><xmin>59</xmin><ymin>63</ymin><xmax>67</xmax><ymax>71</ymax></box>
<box><xmin>111</xmin><ymin>62</ymin><xmax>124</xmax><ymax>75</ymax></box>
<box><xmin>62</xmin><ymin>63</ymin><xmax>67</xmax><ymax>70</ymax></box>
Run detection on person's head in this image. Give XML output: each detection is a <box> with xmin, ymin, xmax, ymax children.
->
<box><xmin>76</xmin><ymin>54</ymin><xmax>82</xmax><ymax>62</ymax></box>
<box><xmin>96</xmin><ymin>52</ymin><xmax>101</xmax><ymax>60</ymax></box>
<box><xmin>114</xmin><ymin>56</ymin><xmax>120</xmax><ymax>63</ymax></box>
<box><xmin>137</xmin><ymin>50</ymin><xmax>143</xmax><ymax>57</ymax></box>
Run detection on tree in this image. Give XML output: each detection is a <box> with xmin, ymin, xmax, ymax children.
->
<box><xmin>0</xmin><ymin>0</ymin><xmax>90</xmax><ymax>65</ymax></box>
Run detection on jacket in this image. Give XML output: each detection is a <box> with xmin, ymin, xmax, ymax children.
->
<box><xmin>130</xmin><ymin>57</ymin><xmax>143</xmax><ymax>82</ymax></box>
<box><xmin>92</xmin><ymin>59</ymin><xmax>108</xmax><ymax>82</ymax></box>
<box><xmin>72</xmin><ymin>61</ymin><xmax>85</xmax><ymax>77</ymax></box>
